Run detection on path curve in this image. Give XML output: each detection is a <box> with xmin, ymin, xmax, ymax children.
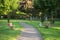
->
<box><xmin>17</xmin><ymin>22</ymin><xmax>43</xmax><ymax>40</ymax></box>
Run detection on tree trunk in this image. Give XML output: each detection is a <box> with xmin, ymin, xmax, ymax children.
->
<box><xmin>7</xmin><ymin>13</ymin><xmax>10</xmax><ymax>23</ymax></box>
<box><xmin>7</xmin><ymin>13</ymin><xmax>13</xmax><ymax>29</ymax></box>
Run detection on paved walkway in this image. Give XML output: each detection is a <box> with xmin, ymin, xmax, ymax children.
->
<box><xmin>17</xmin><ymin>22</ymin><xmax>43</xmax><ymax>40</ymax></box>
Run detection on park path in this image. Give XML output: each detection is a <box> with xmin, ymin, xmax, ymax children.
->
<box><xmin>17</xmin><ymin>22</ymin><xmax>43</xmax><ymax>40</ymax></box>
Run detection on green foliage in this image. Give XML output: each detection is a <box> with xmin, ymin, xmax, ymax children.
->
<box><xmin>0</xmin><ymin>0</ymin><xmax>19</xmax><ymax>15</ymax></box>
<box><xmin>34</xmin><ymin>0</ymin><xmax>57</xmax><ymax>10</ymax></box>
<box><xmin>34</xmin><ymin>0</ymin><xmax>58</xmax><ymax>21</ymax></box>
<box><xmin>34</xmin><ymin>0</ymin><xmax>57</xmax><ymax>14</ymax></box>
<box><xmin>16</xmin><ymin>11</ymin><xmax>26</xmax><ymax>15</ymax></box>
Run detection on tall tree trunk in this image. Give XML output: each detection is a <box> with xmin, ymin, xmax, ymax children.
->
<box><xmin>7</xmin><ymin>13</ymin><xmax>10</xmax><ymax>23</ymax></box>
<box><xmin>7</xmin><ymin>13</ymin><xmax>13</xmax><ymax>29</ymax></box>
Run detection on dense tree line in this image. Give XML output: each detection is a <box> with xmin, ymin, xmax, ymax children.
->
<box><xmin>0</xmin><ymin>0</ymin><xmax>60</xmax><ymax>22</ymax></box>
<box><xmin>34</xmin><ymin>0</ymin><xmax>60</xmax><ymax>24</ymax></box>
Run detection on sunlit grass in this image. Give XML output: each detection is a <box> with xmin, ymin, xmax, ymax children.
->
<box><xmin>0</xmin><ymin>20</ymin><xmax>23</xmax><ymax>40</ymax></box>
<box><xmin>26</xmin><ymin>21</ymin><xmax>60</xmax><ymax>40</ymax></box>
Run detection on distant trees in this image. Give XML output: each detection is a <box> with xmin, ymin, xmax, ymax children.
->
<box><xmin>34</xmin><ymin>0</ymin><xmax>58</xmax><ymax>24</ymax></box>
<box><xmin>18</xmin><ymin>0</ymin><xmax>60</xmax><ymax>23</ymax></box>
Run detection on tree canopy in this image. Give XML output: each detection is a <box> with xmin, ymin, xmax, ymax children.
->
<box><xmin>34</xmin><ymin>0</ymin><xmax>58</xmax><ymax>18</ymax></box>
<box><xmin>0</xmin><ymin>0</ymin><xmax>19</xmax><ymax>15</ymax></box>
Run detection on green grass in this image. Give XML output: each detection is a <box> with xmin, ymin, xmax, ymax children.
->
<box><xmin>26</xmin><ymin>21</ymin><xmax>60</xmax><ymax>40</ymax></box>
<box><xmin>0</xmin><ymin>20</ymin><xmax>23</xmax><ymax>40</ymax></box>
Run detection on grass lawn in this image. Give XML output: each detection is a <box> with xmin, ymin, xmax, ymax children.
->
<box><xmin>0</xmin><ymin>20</ymin><xmax>23</xmax><ymax>40</ymax></box>
<box><xmin>26</xmin><ymin>21</ymin><xmax>60</xmax><ymax>40</ymax></box>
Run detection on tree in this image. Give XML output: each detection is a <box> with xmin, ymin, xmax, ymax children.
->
<box><xmin>19</xmin><ymin>0</ymin><xmax>34</xmax><ymax>21</ymax></box>
<box><xmin>0</xmin><ymin>0</ymin><xmax>19</xmax><ymax>29</ymax></box>
<box><xmin>34</xmin><ymin>0</ymin><xmax>57</xmax><ymax>23</ymax></box>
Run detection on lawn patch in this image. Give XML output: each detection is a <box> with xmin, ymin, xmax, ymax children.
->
<box><xmin>26</xmin><ymin>21</ymin><xmax>60</xmax><ymax>40</ymax></box>
<box><xmin>0</xmin><ymin>20</ymin><xmax>23</xmax><ymax>40</ymax></box>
